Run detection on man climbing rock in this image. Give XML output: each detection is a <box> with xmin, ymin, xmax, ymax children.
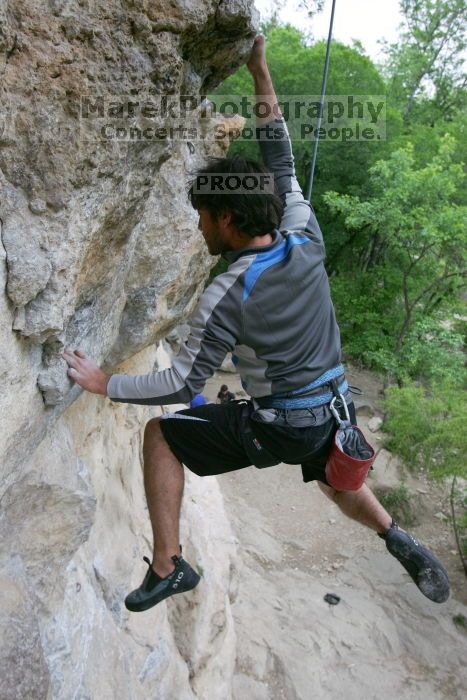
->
<box><xmin>63</xmin><ymin>34</ymin><xmax>450</xmax><ymax>612</ymax></box>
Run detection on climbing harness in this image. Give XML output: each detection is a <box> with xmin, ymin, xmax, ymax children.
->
<box><xmin>255</xmin><ymin>364</ymin><xmax>348</xmax><ymax>410</ymax></box>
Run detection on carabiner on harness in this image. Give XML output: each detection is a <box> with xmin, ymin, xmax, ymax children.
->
<box><xmin>329</xmin><ymin>393</ymin><xmax>350</xmax><ymax>426</ymax></box>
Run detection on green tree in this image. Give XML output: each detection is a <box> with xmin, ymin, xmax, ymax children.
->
<box><xmin>383</xmin><ymin>0</ymin><xmax>467</xmax><ymax>125</ymax></box>
<box><xmin>324</xmin><ymin>134</ymin><xmax>466</xmax><ymax>379</ymax></box>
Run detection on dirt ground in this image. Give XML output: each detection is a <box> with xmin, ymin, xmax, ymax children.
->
<box><xmin>203</xmin><ymin>366</ymin><xmax>467</xmax><ymax>700</ymax></box>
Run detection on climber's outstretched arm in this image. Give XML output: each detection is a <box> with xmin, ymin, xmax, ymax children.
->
<box><xmin>247</xmin><ymin>34</ymin><xmax>322</xmax><ymax>238</ymax></box>
<box><xmin>246</xmin><ymin>34</ymin><xmax>282</xmax><ymax>125</ymax></box>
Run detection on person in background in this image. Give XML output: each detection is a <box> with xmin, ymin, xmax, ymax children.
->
<box><xmin>217</xmin><ymin>384</ymin><xmax>235</xmax><ymax>404</ymax></box>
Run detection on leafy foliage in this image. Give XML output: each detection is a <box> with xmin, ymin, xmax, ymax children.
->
<box><xmin>383</xmin><ymin>0</ymin><xmax>467</xmax><ymax>124</ymax></box>
<box><xmin>383</xmin><ymin>381</ymin><xmax>467</xmax><ymax>480</ymax></box>
<box><xmin>324</xmin><ymin>135</ymin><xmax>466</xmax><ymax>379</ymax></box>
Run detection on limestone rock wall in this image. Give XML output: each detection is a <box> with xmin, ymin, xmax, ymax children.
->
<box><xmin>1</xmin><ymin>344</ymin><xmax>241</xmax><ymax>699</ymax></box>
<box><xmin>0</xmin><ymin>0</ymin><xmax>256</xmax><ymax>697</ymax></box>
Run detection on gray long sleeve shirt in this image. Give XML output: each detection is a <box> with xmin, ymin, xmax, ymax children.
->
<box><xmin>107</xmin><ymin>118</ymin><xmax>342</xmax><ymax>405</ymax></box>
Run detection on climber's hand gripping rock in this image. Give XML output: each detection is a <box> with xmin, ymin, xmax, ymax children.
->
<box><xmin>62</xmin><ymin>349</ymin><xmax>111</xmax><ymax>395</ymax></box>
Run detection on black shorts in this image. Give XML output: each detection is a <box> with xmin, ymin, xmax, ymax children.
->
<box><xmin>159</xmin><ymin>399</ymin><xmax>357</xmax><ymax>485</ymax></box>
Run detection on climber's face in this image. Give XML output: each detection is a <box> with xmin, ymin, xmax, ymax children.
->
<box><xmin>197</xmin><ymin>208</ymin><xmax>232</xmax><ymax>256</ymax></box>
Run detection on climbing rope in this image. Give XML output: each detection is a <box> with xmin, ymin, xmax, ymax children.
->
<box><xmin>305</xmin><ymin>0</ymin><xmax>337</xmax><ymax>201</ymax></box>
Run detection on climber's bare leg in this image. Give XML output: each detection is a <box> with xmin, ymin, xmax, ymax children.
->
<box><xmin>318</xmin><ymin>481</ymin><xmax>392</xmax><ymax>533</ymax></box>
<box><xmin>143</xmin><ymin>417</ymin><xmax>184</xmax><ymax>577</ymax></box>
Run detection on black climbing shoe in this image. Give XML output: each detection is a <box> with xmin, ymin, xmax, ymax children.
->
<box><xmin>381</xmin><ymin>523</ymin><xmax>450</xmax><ymax>603</ymax></box>
<box><xmin>125</xmin><ymin>554</ymin><xmax>201</xmax><ymax>612</ymax></box>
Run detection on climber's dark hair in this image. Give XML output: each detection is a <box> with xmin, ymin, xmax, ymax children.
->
<box><xmin>187</xmin><ymin>155</ymin><xmax>283</xmax><ymax>237</ymax></box>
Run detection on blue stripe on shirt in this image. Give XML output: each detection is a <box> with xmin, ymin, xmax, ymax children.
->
<box><xmin>243</xmin><ymin>234</ymin><xmax>311</xmax><ymax>301</ymax></box>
